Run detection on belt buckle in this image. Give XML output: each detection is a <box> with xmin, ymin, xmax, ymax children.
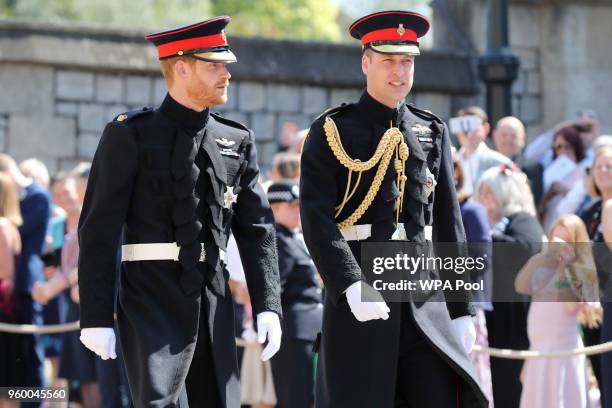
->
<box><xmin>199</xmin><ymin>243</ymin><xmax>206</xmax><ymax>262</ymax></box>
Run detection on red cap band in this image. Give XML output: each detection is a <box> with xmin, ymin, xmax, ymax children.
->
<box><xmin>156</xmin><ymin>33</ymin><xmax>228</xmax><ymax>58</ymax></box>
<box><xmin>361</xmin><ymin>27</ymin><xmax>417</xmax><ymax>46</ymax></box>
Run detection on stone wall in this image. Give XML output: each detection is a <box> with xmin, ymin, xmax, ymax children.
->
<box><xmin>433</xmin><ymin>0</ymin><xmax>612</xmax><ymax>139</ymax></box>
<box><xmin>0</xmin><ymin>18</ymin><xmax>476</xmax><ymax>174</ymax></box>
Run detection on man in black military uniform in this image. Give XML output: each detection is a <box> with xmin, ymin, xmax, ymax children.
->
<box><xmin>267</xmin><ymin>180</ymin><xmax>323</xmax><ymax>408</ymax></box>
<box><xmin>77</xmin><ymin>16</ymin><xmax>282</xmax><ymax>408</ymax></box>
<box><xmin>300</xmin><ymin>11</ymin><xmax>488</xmax><ymax>408</ymax></box>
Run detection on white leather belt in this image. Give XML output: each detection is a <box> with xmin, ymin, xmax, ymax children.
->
<box><xmin>340</xmin><ymin>224</ymin><xmax>373</xmax><ymax>241</ymax></box>
<box><xmin>339</xmin><ymin>224</ymin><xmax>432</xmax><ymax>241</ymax></box>
<box><xmin>121</xmin><ymin>242</ymin><xmax>225</xmax><ymax>263</ymax></box>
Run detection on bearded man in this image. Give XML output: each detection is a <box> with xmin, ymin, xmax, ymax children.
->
<box><xmin>77</xmin><ymin>16</ymin><xmax>282</xmax><ymax>408</ymax></box>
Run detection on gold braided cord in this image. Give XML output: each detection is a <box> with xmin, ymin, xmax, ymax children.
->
<box><xmin>335</xmin><ymin>169</ymin><xmax>353</xmax><ymax>217</ymax></box>
<box><xmin>324</xmin><ymin>117</ymin><xmax>398</xmax><ymax>172</ymax></box>
<box><xmin>336</xmin><ymin>143</ymin><xmax>397</xmax><ymax>229</ymax></box>
<box><xmin>323</xmin><ymin>116</ymin><xmax>407</xmax><ymax>229</ymax></box>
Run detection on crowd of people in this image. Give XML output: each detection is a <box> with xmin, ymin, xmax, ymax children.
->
<box><xmin>0</xmin><ymin>103</ymin><xmax>611</xmax><ymax>408</ymax></box>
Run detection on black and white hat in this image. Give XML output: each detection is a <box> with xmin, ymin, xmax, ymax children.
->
<box><xmin>267</xmin><ymin>180</ymin><xmax>300</xmax><ymax>204</ymax></box>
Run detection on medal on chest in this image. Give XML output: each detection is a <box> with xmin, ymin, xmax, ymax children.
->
<box><xmin>424</xmin><ymin>167</ymin><xmax>437</xmax><ymax>198</ymax></box>
<box><xmin>224</xmin><ymin>186</ymin><xmax>237</xmax><ymax>209</ymax></box>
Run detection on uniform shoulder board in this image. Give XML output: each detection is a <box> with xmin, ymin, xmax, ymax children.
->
<box><xmin>115</xmin><ymin>107</ymin><xmax>153</xmax><ymax>123</ymax></box>
<box><xmin>407</xmin><ymin>104</ymin><xmax>443</xmax><ymax>124</ymax></box>
<box><xmin>210</xmin><ymin>112</ymin><xmax>249</xmax><ymax>132</ymax></box>
<box><xmin>314</xmin><ymin>102</ymin><xmax>354</xmax><ymax>121</ymax></box>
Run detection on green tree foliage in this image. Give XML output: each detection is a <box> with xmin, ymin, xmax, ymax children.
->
<box><xmin>0</xmin><ymin>0</ymin><xmax>342</xmax><ymax>41</ymax></box>
<box><xmin>0</xmin><ymin>0</ymin><xmax>213</xmax><ymax>30</ymax></box>
<box><xmin>211</xmin><ymin>0</ymin><xmax>341</xmax><ymax>41</ymax></box>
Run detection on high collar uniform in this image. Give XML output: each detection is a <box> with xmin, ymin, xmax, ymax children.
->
<box><xmin>300</xmin><ymin>91</ymin><xmax>488</xmax><ymax>408</ymax></box>
<box><xmin>78</xmin><ymin>93</ymin><xmax>280</xmax><ymax>407</ymax></box>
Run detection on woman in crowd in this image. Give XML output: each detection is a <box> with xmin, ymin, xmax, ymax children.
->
<box><xmin>453</xmin><ymin>154</ymin><xmax>494</xmax><ymax>406</ymax></box>
<box><xmin>581</xmin><ymin>145</ymin><xmax>612</xmax><ymax>408</ymax></box>
<box><xmin>540</xmin><ymin>125</ymin><xmax>588</xmax><ymax>231</ymax></box>
<box><xmin>0</xmin><ymin>172</ymin><xmax>23</xmax><ymax>408</ymax></box>
<box><xmin>20</xmin><ymin>158</ymin><xmax>66</xmax><ymax>388</ymax></box>
<box><xmin>475</xmin><ymin>164</ymin><xmax>543</xmax><ymax>408</ymax></box>
<box><xmin>515</xmin><ymin>214</ymin><xmax>595</xmax><ymax>408</ymax></box>
<box><xmin>32</xmin><ymin>174</ymin><xmax>101</xmax><ymax>407</ymax></box>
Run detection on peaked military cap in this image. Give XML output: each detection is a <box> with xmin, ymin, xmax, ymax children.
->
<box><xmin>349</xmin><ymin>10</ymin><xmax>430</xmax><ymax>56</ymax></box>
<box><xmin>267</xmin><ymin>180</ymin><xmax>300</xmax><ymax>204</ymax></box>
<box><xmin>144</xmin><ymin>16</ymin><xmax>237</xmax><ymax>63</ymax></box>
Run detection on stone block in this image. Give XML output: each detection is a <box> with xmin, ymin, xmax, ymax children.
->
<box><xmin>78</xmin><ymin>132</ymin><xmax>102</xmax><ymax>158</ymax></box>
<box><xmin>512</xmin><ymin>72</ymin><xmax>527</xmax><ymax>95</ymax></box>
<box><xmin>59</xmin><ymin>158</ymin><xmax>88</xmax><ymax>172</ymax></box>
<box><xmin>251</xmin><ymin>112</ymin><xmax>276</xmax><ymax>142</ymax></box>
<box><xmin>329</xmin><ymin>88</ymin><xmax>361</xmax><ymax>107</ymax></box>
<box><xmin>266</xmin><ymin>84</ymin><xmax>300</xmax><ymax>112</ymax></box>
<box><xmin>302</xmin><ymin>86</ymin><xmax>328</xmax><ymax>114</ymax></box>
<box><xmin>56</xmin><ymin>70</ymin><xmax>95</xmax><ymax>101</ymax></box>
<box><xmin>510</xmin><ymin>5</ymin><xmax>540</xmax><ymax>48</ymax></box>
<box><xmin>278</xmin><ymin>113</ymin><xmax>310</xmax><ymax>133</ymax></box>
<box><xmin>0</xmin><ymin>64</ymin><xmax>54</xmax><ymax>114</ymax></box>
<box><xmin>238</xmin><ymin>82</ymin><xmax>265</xmax><ymax>112</ymax></box>
<box><xmin>78</xmin><ymin>103</ymin><xmax>107</xmax><ymax>133</ymax></box>
<box><xmin>56</xmin><ymin>102</ymin><xmax>79</xmax><ymax>117</ymax></box>
<box><xmin>125</xmin><ymin>75</ymin><xmax>152</xmax><ymax>106</ymax></box>
<box><xmin>256</xmin><ymin>141</ymin><xmax>279</xmax><ymax>170</ymax></box>
<box><xmin>153</xmin><ymin>77</ymin><xmax>167</xmax><ymax>106</ymax></box>
<box><xmin>215</xmin><ymin>82</ymin><xmax>237</xmax><ymax>111</ymax></box>
<box><xmin>515</xmin><ymin>47</ymin><xmax>539</xmax><ymax>71</ymax></box>
<box><xmin>8</xmin><ymin>115</ymin><xmax>76</xmax><ymax>160</ymax></box>
<box><xmin>105</xmin><ymin>104</ymin><xmax>129</xmax><ymax>122</ymax></box>
<box><xmin>414</xmin><ymin>93</ymin><xmax>451</xmax><ymax>120</ymax></box>
<box><xmin>96</xmin><ymin>75</ymin><xmax>124</xmax><ymax>103</ymax></box>
<box><xmin>526</xmin><ymin>71</ymin><xmax>540</xmax><ymax>95</ymax></box>
<box><xmin>0</xmin><ymin>125</ymin><xmax>5</xmax><ymax>152</ymax></box>
<box><xmin>517</xmin><ymin>95</ymin><xmax>541</xmax><ymax>125</ymax></box>
<box><xmin>221</xmin><ymin>111</ymin><xmax>250</xmax><ymax>128</ymax></box>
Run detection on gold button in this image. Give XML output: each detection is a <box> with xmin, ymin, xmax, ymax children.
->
<box><xmin>178</xmin><ymin>50</ymin><xmax>184</xmax><ymax>55</ymax></box>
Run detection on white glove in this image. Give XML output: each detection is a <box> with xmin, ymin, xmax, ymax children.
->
<box><xmin>452</xmin><ymin>315</ymin><xmax>476</xmax><ymax>354</ymax></box>
<box><xmin>345</xmin><ymin>281</ymin><xmax>390</xmax><ymax>322</ymax></box>
<box><xmin>80</xmin><ymin>328</ymin><xmax>117</xmax><ymax>360</ymax></box>
<box><xmin>257</xmin><ymin>311</ymin><xmax>282</xmax><ymax>362</ymax></box>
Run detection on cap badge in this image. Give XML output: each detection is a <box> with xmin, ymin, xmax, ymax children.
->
<box><xmin>397</xmin><ymin>24</ymin><xmax>405</xmax><ymax>36</ymax></box>
<box><xmin>117</xmin><ymin>114</ymin><xmax>128</xmax><ymax>122</ymax></box>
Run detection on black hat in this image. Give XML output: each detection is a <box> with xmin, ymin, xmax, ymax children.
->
<box><xmin>144</xmin><ymin>16</ymin><xmax>237</xmax><ymax>63</ymax></box>
<box><xmin>267</xmin><ymin>180</ymin><xmax>300</xmax><ymax>204</ymax></box>
<box><xmin>349</xmin><ymin>10</ymin><xmax>430</xmax><ymax>56</ymax></box>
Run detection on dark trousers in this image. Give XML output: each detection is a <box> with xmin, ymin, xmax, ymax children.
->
<box><xmin>271</xmin><ymin>338</ymin><xmax>315</xmax><ymax>408</ymax></box>
<box><xmin>181</xmin><ymin>300</ymin><xmax>223</xmax><ymax>408</ymax></box>
<box><xmin>96</xmin><ymin>326</ymin><xmax>131</xmax><ymax>408</ymax></box>
<box><xmin>394</xmin><ymin>303</ymin><xmax>461</xmax><ymax>408</ymax></box>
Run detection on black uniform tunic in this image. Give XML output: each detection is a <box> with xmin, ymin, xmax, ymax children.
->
<box><xmin>78</xmin><ymin>94</ymin><xmax>281</xmax><ymax>408</ymax></box>
<box><xmin>300</xmin><ymin>91</ymin><xmax>488</xmax><ymax>408</ymax></box>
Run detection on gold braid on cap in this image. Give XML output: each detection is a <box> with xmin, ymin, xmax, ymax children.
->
<box><xmin>323</xmin><ymin>116</ymin><xmax>409</xmax><ymax>229</ymax></box>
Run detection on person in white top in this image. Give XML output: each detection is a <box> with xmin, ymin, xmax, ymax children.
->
<box><xmin>456</xmin><ymin>106</ymin><xmax>512</xmax><ymax>195</ymax></box>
